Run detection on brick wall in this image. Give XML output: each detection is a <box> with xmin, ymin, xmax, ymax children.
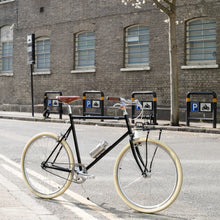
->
<box><xmin>0</xmin><ymin>0</ymin><xmax>219</xmax><ymax>122</ymax></box>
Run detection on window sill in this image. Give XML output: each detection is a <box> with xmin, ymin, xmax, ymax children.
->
<box><xmin>33</xmin><ymin>71</ymin><xmax>51</xmax><ymax>75</ymax></box>
<box><xmin>71</xmin><ymin>69</ymin><xmax>96</xmax><ymax>74</ymax></box>
<box><xmin>0</xmin><ymin>72</ymin><xmax>13</xmax><ymax>76</ymax></box>
<box><xmin>120</xmin><ymin>66</ymin><xmax>151</xmax><ymax>72</ymax></box>
<box><xmin>0</xmin><ymin>0</ymin><xmax>15</xmax><ymax>5</ymax></box>
<box><xmin>181</xmin><ymin>64</ymin><xmax>219</xmax><ymax>70</ymax></box>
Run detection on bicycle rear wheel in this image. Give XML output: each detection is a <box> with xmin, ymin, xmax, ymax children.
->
<box><xmin>114</xmin><ymin>138</ymin><xmax>182</xmax><ymax>213</ymax></box>
<box><xmin>21</xmin><ymin>132</ymin><xmax>74</xmax><ymax>199</ymax></box>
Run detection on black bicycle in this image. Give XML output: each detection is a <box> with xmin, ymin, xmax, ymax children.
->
<box><xmin>21</xmin><ymin>96</ymin><xmax>182</xmax><ymax>213</ymax></box>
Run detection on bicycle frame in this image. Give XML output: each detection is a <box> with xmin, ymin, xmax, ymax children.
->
<box><xmin>44</xmin><ymin>113</ymin><xmax>145</xmax><ymax>175</ymax></box>
<box><xmin>70</xmin><ymin>114</ymin><xmax>133</xmax><ymax>171</ymax></box>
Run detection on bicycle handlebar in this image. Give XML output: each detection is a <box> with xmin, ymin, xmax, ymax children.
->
<box><xmin>107</xmin><ymin>96</ymin><xmax>142</xmax><ymax>115</ymax></box>
<box><xmin>56</xmin><ymin>95</ymin><xmax>143</xmax><ymax>118</ymax></box>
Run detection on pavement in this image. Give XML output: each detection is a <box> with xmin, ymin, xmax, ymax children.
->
<box><xmin>0</xmin><ymin>110</ymin><xmax>219</xmax><ymax>134</ymax></box>
<box><xmin>0</xmin><ymin>110</ymin><xmax>219</xmax><ymax>220</ymax></box>
<box><xmin>0</xmin><ymin>172</ymin><xmax>59</xmax><ymax>220</ymax></box>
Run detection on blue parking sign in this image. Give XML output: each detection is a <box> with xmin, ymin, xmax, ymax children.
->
<box><xmin>47</xmin><ymin>99</ymin><xmax>52</xmax><ymax>107</ymax></box>
<box><xmin>191</xmin><ymin>102</ymin><xmax>199</xmax><ymax>112</ymax></box>
<box><xmin>135</xmin><ymin>103</ymin><xmax>141</xmax><ymax>110</ymax></box>
<box><xmin>86</xmin><ymin>100</ymin><xmax>92</xmax><ymax>108</ymax></box>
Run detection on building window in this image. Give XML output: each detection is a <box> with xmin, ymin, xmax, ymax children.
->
<box><xmin>75</xmin><ymin>32</ymin><xmax>95</xmax><ymax>70</ymax></box>
<box><xmin>186</xmin><ymin>18</ymin><xmax>216</xmax><ymax>65</ymax></box>
<box><xmin>0</xmin><ymin>0</ymin><xmax>15</xmax><ymax>5</ymax></box>
<box><xmin>125</xmin><ymin>25</ymin><xmax>149</xmax><ymax>68</ymax></box>
<box><xmin>0</xmin><ymin>26</ymin><xmax>13</xmax><ymax>74</ymax></box>
<box><xmin>35</xmin><ymin>37</ymin><xmax>50</xmax><ymax>71</ymax></box>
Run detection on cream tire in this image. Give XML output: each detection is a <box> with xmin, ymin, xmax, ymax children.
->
<box><xmin>114</xmin><ymin>138</ymin><xmax>182</xmax><ymax>213</ymax></box>
<box><xmin>21</xmin><ymin>132</ymin><xmax>74</xmax><ymax>199</ymax></box>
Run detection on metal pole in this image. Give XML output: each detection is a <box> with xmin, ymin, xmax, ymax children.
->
<box><xmin>30</xmin><ymin>64</ymin><xmax>34</xmax><ymax>117</ymax></box>
<box><xmin>213</xmin><ymin>96</ymin><xmax>217</xmax><ymax>129</ymax></box>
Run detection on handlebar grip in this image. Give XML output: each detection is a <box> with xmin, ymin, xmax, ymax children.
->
<box><xmin>107</xmin><ymin>96</ymin><xmax>121</xmax><ymax>101</ymax></box>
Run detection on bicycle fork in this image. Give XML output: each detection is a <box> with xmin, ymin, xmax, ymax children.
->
<box><xmin>131</xmin><ymin>129</ymin><xmax>162</xmax><ymax>177</ymax></box>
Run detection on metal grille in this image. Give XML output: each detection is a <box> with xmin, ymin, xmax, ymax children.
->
<box><xmin>35</xmin><ymin>38</ymin><xmax>50</xmax><ymax>70</ymax></box>
<box><xmin>186</xmin><ymin>18</ymin><xmax>216</xmax><ymax>65</ymax></box>
<box><xmin>1</xmin><ymin>42</ymin><xmax>13</xmax><ymax>71</ymax></box>
<box><xmin>125</xmin><ymin>25</ymin><xmax>149</xmax><ymax>67</ymax></box>
<box><xmin>75</xmin><ymin>32</ymin><xmax>95</xmax><ymax>69</ymax></box>
<box><xmin>0</xmin><ymin>26</ymin><xmax>13</xmax><ymax>73</ymax></box>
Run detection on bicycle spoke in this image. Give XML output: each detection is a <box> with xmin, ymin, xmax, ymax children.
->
<box><xmin>114</xmin><ymin>138</ymin><xmax>182</xmax><ymax>213</ymax></box>
<box><xmin>121</xmin><ymin>175</ymin><xmax>143</xmax><ymax>189</ymax></box>
<box><xmin>21</xmin><ymin>133</ymin><xmax>74</xmax><ymax>199</ymax></box>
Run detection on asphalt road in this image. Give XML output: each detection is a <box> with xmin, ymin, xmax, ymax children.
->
<box><xmin>0</xmin><ymin>119</ymin><xmax>220</xmax><ymax>219</ymax></box>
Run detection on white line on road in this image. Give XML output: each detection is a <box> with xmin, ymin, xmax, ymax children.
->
<box><xmin>1</xmin><ymin>163</ymin><xmax>98</xmax><ymax>220</ymax></box>
<box><xmin>0</xmin><ymin>171</ymin><xmax>59</xmax><ymax>220</ymax></box>
<box><xmin>0</xmin><ymin>154</ymin><xmax>122</xmax><ymax>220</ymax></box>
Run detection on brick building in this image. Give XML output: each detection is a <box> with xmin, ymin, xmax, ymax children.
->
<box><xmin>0</xmin><ymin>0</ymin><xmax>219</xmax><ymax>122</ymax></box>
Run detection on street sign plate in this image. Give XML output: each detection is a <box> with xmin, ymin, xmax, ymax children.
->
<box><xmin>142</xmin><ymin>101</ymin><xmax>153</xmax><ymax>110</ymax></box>
<box><xmin>200</xmin><ymin>102</ymin><xmax>212</xmax><ymax>112</ymax></box>
<box><xmin>52</xmin><ymin>99</ymin><xmax>59</xmax><ymax>107</ymax></box>
<box><xmin>92</xmin><ymin>100</ymin><xmax>100</xmax><ymax>108</ymax></box>
<box><xmin>135</xmin><ymin>104</ymin><xmax>141</xmax><ymax>110</ymax></box>
<box><xmin>191</xmin><ymin>102</ymin><xmax>199</xmax><ymax>112</ymax></box>
<box><xmin>86</xmin><ymin>100</ymin><xmax>92</xmax><ymax>108</ymax></box>
<box><xmin>47</xmin><ymin>99</ymin><xmax>52</xmax><ymax>107</ymax></box>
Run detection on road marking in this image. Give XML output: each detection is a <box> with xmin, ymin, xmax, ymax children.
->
<box><xmin>65</xmin><ymin>190</ymin><xmax>123</xmax><ymax>220</ymax></box>
<box><xmin>0</xmin><ymin>154</ymin><xmax>122</xmax><ymax>220</ymax></box>
<box><xmin>0</xmin><ymin>171</ymin><xmax>59</xmax><ymax>220</ymax></box>
<box><xmin>1</xmin><ymin>163</ymin><xmax>98</xmax><ymax>220</ymax></box>
<box><xmin>181</xmin><ymin>160</ymin><xmax>220</xmax><ymax>164</ymax></box>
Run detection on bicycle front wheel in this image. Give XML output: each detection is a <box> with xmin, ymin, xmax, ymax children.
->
<box><xmin>21</xmin><ymin>132</ymin><xmax>74</xmax><ymax>199</ymax></box>
<box><xmin>114</xmin><ymin>138</ymin><xmax>182</xmax><ymax>213</ymax></box>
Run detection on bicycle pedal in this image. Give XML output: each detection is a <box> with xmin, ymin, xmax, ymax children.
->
<box><xmin>77</xmin><ymin>171</ymin><xmax>95</xmax><ymax>179</ymax></box>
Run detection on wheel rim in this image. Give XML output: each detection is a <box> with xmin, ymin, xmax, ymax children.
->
<box><xmin>22</xmin><ymin>133</ymin><xmax>73</xmax><ymax>198</ymax></box>
<box><xmin>114</xmin><ymin>139</ymin><xmax>182</xmax><ymax>213</ymax></box>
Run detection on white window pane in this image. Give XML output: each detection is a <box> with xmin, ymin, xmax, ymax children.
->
<box><xmin>1</xmin><ymin>26</ymin><xmax>13</xmax><ymax>72</ymax></box>
<box><xmin>186</xmin><ymin>18</ymin><xmax>216</xmax><ymax>65</ymax></box>
<box><xmin>2</xmin><ymin>57</ymin><xmax>12</xmax><ymax>71</ymax></box>
<box><xmin>1</xmin><ymin>41</ymin><xmax>13</xmax><ymax>71</ymax></box>
<box><xmin>75</xmin><ymin>32</ymin><xmax>95</xmax><ymax>69</ymax></box>
<box><xmin>125</xmin><ymin>25</ymin><xmax>149</xmax><ymax>67</ymax></box>
<box><xmin>36</xmin><ymin>38</ymin><xmax>50</xmax><ymax>70</ymax></box>
<box><xmin>1</xmin><ymin>26</ymin><xmax>13</xmax><ymax>42</ymax></box>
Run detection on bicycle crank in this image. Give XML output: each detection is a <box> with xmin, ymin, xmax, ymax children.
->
<box><xmin>72</xmin><ymin>163</ymin><xmax>95</xmax><ymax>184</ymax></box>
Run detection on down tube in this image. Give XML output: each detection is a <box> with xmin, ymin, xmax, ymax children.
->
<box><xmin>86</xmin><ymin>131</ymin><xmax>130</xmax><ymax>170</ymax></box>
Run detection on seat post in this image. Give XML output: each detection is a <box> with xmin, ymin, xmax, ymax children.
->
<box><xmin>67</xmin><ymin>104</ymin><xmax>72</xmax><ymax>115</ymax></box>
<box><xmin>69</xmin><ymin>108</ymin><xmax>82</xmax><ymax>169</ymax></box>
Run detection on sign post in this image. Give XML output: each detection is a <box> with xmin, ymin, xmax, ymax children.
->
<box><xmin>131</xmin><ymin>91</ymin><xmax>157</xmax><ymax>125</ymax></box>
<box><xmin>43</xmin><ymin>91</ymin><xmax>63</xmax><ymax>119</ymax></box>
<box><xmin>186</xmin><ymin>91</ymin><xmax>217</xmax><ymax>128</ymax></box>
<box><xmin>27</xmin><ymin>34</ymin><xmax>35</xmax><ymax>117</ymax></box>
<box><xmin>82</xmin><ymin>91</ymin><xmax>104</xmax><ymax>121</ymax></box>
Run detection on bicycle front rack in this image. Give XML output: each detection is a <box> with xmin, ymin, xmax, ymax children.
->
<box><xmin>134</xmin><ymin>122</ymin><xmax>162</xmax><ymax>141</ymax></box>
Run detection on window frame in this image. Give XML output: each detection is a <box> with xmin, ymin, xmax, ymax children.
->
<box><xmin>34</xmin><ymin>37</ymin><xmax>51</xmax><ymax>74</ymax></box>
<box><xmin>73</xmin><ymin>31</ymin><xmax>95</xmax><ymax>72</ymax></box>
<box><xmin>185</xmin><ymin>17</ymin><xmax>217</xmax><ymax>66</ymax></box>
<box><xmin>0</xmin><ymin>25</ymin><xmax>13</xmax><ymax>76</ymax></box>
<box><xmin>122</xmin><ymin>24</ymin><xmax>150</xmax><ymax>71</ymax></box>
